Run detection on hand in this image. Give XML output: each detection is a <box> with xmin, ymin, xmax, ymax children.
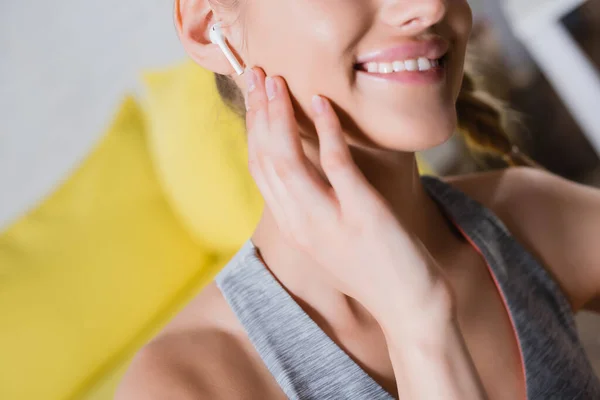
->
<box><xmin>244</xmin><ymin>66</ymin><xmax>454</xmax><ymax>322</ymax></box>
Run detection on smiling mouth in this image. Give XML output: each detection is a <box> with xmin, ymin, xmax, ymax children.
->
<box><xmin>354</xmin><ymin>54</ymin><xmax>447</xmax><ymax>73</ymax></box>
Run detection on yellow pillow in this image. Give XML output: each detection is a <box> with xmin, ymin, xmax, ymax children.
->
<box><xmin>0</xmin><ymin>97</ymin><xmax>216</xmax><ymax>400</ymax></box>
<box><xmin>142</xmin><ymin>61</ymin><xmax>263</xmax><ymax>254</ymax></box>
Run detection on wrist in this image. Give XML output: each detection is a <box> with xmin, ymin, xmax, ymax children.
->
<box><xmin>380</xmin><ymin>309</ymin><xmax>457</xmax><ymax>352</ymax></box>
<box><xmin>367</xmin><ymin>277</ymin><xmax>457</xmax><ymax>334</ymax></box>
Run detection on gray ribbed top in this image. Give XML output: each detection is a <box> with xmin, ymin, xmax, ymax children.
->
<box><xmin>216</xmin><ymin>175</ymin><xmax>600</xmax><ymax>399</ymax></box>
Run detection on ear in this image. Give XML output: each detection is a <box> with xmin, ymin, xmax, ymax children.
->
<box><xmin>174</xmin><ymin>0</ymin><xmax>242</xmax><ymax>75</ymax></box>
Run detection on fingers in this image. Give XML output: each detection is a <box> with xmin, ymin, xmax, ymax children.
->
<box><xmin>311</xmin><ymin>95</ymin><xmax>378</xmax><ymax>213</ymax></box>
<box><xmin>244</xmin><ymin>67</ymin><xmax>336</xmax><ymax>242</ymax></box>
<box><xmin>264</xmin><ymin>76</ymin><xmax>333</xmax><ymax>211</ymax></box>
<box><xmin>244</xmin><ymin>66</ymin><xmax>381</xmax><ymax>243</ymax></box>
<box><xmin>245</xmin><ymin>68</ymin><xmax>287</xmax><ymax>228</ymax></box>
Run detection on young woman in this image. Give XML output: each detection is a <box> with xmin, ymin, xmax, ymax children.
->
<box><xmin>117</xmin><ymin>0</ymin><xmax>600</xmax><ymax>398</ymax></box>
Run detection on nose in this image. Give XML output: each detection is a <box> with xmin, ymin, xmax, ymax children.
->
<box><xmin>380</xmin><ymin>0</ymin><xmax>447</xmax><ymax>34</ymax></box>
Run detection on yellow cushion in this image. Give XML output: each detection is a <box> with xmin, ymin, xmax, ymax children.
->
<box><xmin>142</xmin><ymin>61</ymin><xmax>263</xmax><ymax>254</ymax></box>
<box><xmin>82</xmin><ymin>251</ymin><xmax>237</xmax><ymax>400</ymax></box>
<box><xmin>0</xmin><ymin>97</ymin><xmax>218</xmax><ymax>400</ymax></box>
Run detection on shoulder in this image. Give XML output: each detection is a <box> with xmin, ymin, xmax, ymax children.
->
<box><xmin>115</xmin><ymin>283</ymin><xmax>278</xmax><ymax>399</ymax></box>
<box><xmin>443</xmin><ymin>166</ymin><xmax>600</xmax><ymax>311</ymax></box>
<box><xmin>441</xmin><ymin>166</ymin><xmax>564</xmax><ymax>216</ymax></box>
<box><xmin>115</xmin><ymin>330</ymin><xmax>231</xmax><ymax>400</ymax></box>
<box><xmin>444</xmin><ymin>165</ymin><xmax>599</xmax><ymax>208</ymax></box>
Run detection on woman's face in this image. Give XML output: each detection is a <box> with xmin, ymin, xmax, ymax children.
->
<box><xmin>232</xmin><ymin>0</ymin><xmax>473</xmax><ymax>151</ymax></box>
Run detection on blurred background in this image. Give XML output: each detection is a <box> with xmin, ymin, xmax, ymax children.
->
<box><xmin>1</xmin><ymin>0</ymin><xmax>600</xmax><ymax>399</ymax></box>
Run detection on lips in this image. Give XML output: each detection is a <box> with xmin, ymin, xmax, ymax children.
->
<box><xmin>354</xmin><ymin>37</ymin><xmax>450</xmax><ymax>67</ymax></box>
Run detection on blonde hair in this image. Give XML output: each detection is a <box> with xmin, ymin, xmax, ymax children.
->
<box><xmin>455</xmin><ymin>71</ymin><xmax>540</xmax><ymax>168</ymax></box>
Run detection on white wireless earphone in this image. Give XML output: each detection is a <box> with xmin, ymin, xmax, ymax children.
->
<box><xmin>209</xmin><ymin>22</ymin><xmax>245</xmax><ymax>75</ymax></box>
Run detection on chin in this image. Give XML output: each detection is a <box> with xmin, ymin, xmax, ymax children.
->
<box><xmin>363</xmin><ymin>109</ymin><xmax>458</xmax><ymax>152</ymax></box>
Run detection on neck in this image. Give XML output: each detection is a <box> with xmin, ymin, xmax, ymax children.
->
<box><xmin>251</xmin><ymin>138</ymin><xmax>462</xmax><ymax>326</ymax></box>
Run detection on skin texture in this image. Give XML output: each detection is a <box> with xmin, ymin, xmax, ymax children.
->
<box><xmin>116</xmin><ymin>0</ymin><xmax>600</xmax><ymax>398</ymax></box>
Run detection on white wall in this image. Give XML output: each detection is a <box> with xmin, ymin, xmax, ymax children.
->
<box><xmin>0</xmin><ymin>0</ymin><xmax>185</xmax><ymax>230</ymax></box>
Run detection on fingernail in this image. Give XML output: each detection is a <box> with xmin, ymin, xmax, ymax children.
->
<box><xmin>245</xmin><ymin>68</ymin><xmax>256</xmax><ymax>93</ymax></box>
<box><xmin>266</xmin><ymin>77</ymin><xmax>277</xmax><ymax>101</ymax></box>
<box><xmin>312</xmin><ymin>95</ymin><xmax>325</xmax><ymax>115</ymax></box>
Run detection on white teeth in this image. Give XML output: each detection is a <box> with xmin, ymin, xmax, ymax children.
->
<box><xmin>392</xmin><ymin>61</ymin><xmax>405</xmax><ymax>72</ymax></box>
<box><xmin>404</xmin><ymin>59</ymin><xmax>418</xmax><ymax>71</ymax></box>
<box><xmin>360</xmin><ymin>57</ymin><xmax>441</xmax><ymax>74</ymax></box>
<box><xmin>418</xmin><ymin>57</ymin><xmax>431</xmax><ymax>71</ymax></box>
<box><xmin>378</xmin><ymin>62</ymin><xmax>394</xmax><ymax>73</ymax></box>
<box><xmin>366</xmin><ymin>62</ymin><xmax>379</xmax><ymax>73</ymax></box>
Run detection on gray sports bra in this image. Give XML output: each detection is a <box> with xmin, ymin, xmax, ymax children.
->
<box><xmin>216</xmin><ymin>175</ymin><xmax>600</xmax><ymax>399</ymax></box>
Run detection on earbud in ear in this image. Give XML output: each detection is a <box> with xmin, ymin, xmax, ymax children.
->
<box><xmin>209</xmin><ymin>22</ymin><xmax>245</xmax><ymax>75</ymax></box>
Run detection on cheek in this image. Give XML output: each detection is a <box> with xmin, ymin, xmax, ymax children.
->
<box><xmin>244</xmin><ymin>0</ymin><xmax>366</xmax><ymax>78</ymax></box>
<box><xmin>245</xmin><ymin>6</ymin><xmax>366</xmax><ymax>132</ymax></box>
<box><xmin>245</xmin><ymin>0</ymin><xmax>361</xmax><ymax>65</ymax></box>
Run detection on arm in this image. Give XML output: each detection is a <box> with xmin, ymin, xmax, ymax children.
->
<box><xmin>115</xmin><ymin>345</ymin><xmax>204</xmax><ymax>400</ymax></box>
<box><xmin>373</xmin><ymin>286</ymin><xmax>489</xmax><ymax>400</ymax></box>
<box><xmin>115</xmin><ymin>332</ymin><xmax>259</xmax><ymax>400</ymax></box>
<box><xmin>498</xmin><ymin>167</ymin><xmax>600</xmax><ymax>313</ymax></box>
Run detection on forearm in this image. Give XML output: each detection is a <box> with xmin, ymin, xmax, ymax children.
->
<box><xmin>372</xmin><ymin>287</ymin><xmax>488</xmax><ymax>400</ymax></box>
<box><xmin>382</xmin><ymin>318</ymin><xmax>488</xmax><ymax>400</ymax></box>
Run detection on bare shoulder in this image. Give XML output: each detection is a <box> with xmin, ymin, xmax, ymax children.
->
<box><xmin>443</xmin><ymin>167</ymin><xmax>600</xmax><ymax>311</ymax></box>
<box><xmin>115</xmin><ymin>283</ymin><xmax>282</xmax><ymax>399</ymax></box>
<box><xmin>115</xmin><ymin>329</ymin><xmax>238</xmax><ymax>399</ymax></box>
<box><xmin>441</xmin><ymin>166</ymin><xmax>549</xmax><ymax>216</ymax></box>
